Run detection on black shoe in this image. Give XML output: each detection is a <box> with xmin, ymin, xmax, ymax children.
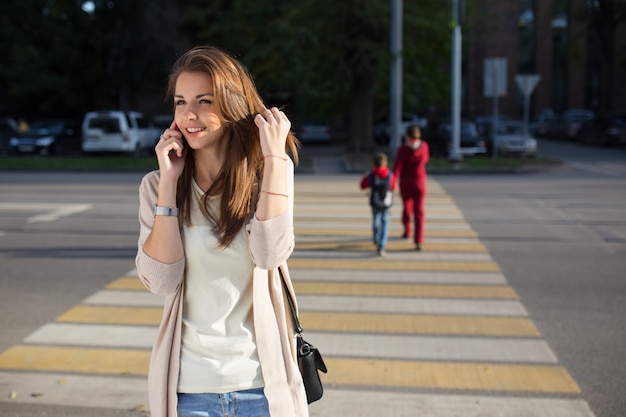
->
<box><xmin>415</xmin><ymin>243</ymin><xmax>422</xmax><ymax>251</ymax></box>
<box><xmin>402</xmin><ymin>233</ymin><xmax>409</xmax><ymax>239</ymax></box>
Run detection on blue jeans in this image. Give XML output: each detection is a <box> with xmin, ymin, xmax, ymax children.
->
<box><xmin>177</xmin><ymin>388</ymin><xmax>269</xmax><ymax>417</ymax></box>
<box><xmin>371</xmin><ymin>207</ymin><xmax>391</xmax><ymax>251</ymax></box>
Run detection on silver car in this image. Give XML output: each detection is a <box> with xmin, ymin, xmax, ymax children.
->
<box><xmin>493</xmin><ymin>122</ymin><xmax>537</xmax><ymax>157</ymax></box>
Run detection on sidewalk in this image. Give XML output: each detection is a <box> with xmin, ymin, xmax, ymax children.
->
<box><xmin>296</xmin><ymin>143</ymin><xmax>560</xmax><ymax>175</ymax></box>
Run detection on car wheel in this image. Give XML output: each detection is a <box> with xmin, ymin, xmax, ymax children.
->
<box><xmin>132</xmin><ymin>144</ymin><xmax>143</xmax><ymax>157</ymax></box>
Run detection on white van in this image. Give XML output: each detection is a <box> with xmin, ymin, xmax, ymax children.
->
<box><xmin>81</xmin><ymin>111</ymin><xmax>154</xmax><ymax>155</ymax></box>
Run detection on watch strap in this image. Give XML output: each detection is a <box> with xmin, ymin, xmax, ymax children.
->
<box><xmin>153</xmin><ymin>205</ymin><xmax>179</xmax><ymax>217</ymax></box>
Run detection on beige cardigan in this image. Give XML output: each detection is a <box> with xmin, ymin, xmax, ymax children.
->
<box><xmin>135</xmin><ymin>163</ymin><xmax>308</xmax><ymax>417</ymax></box>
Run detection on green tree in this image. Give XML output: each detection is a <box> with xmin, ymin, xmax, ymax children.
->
<box><xmin>0</xmin><ymin>0</ymin><xmax>180</xmax><ymax>119</ymax></box>
<box><xmin>179</xmin><ymin>0</ymin><xmax>450</xmax><ymax>152</ymax></box>
<box><xmin>0</xmin><ymin>0</ymin><xmax>451</xmax><ymax>152</ymax></box>
<box><xmin>0</xmin><ymin>0</ymin><xmax>100</xmax><ymax>117</ymax></box>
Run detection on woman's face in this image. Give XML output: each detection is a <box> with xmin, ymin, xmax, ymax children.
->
<box><xmin>174</xmin><ymin>71</ymin><xmax>223</xmax><ymax>150</ymax></box>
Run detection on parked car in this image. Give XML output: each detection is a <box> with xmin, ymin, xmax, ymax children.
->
<box><xmin>474</xmin><ymin>115</ymin><xmax>510</xmax><ymax>138</ymax></box>
<box><xmin>295</xmin><ymin>121</ymin><xmax>332</xmax><ymax>143</ymax></box>
<box><xmin>576</xmin><ymin>113</ymin><xmax>626</xmax><ymax>146</ymax></box>
<box><xmin>543</xmin><ymin>109</ymin><xmax>594</xmax><ymax>140</ymax></box>
<box><xmin>433</xmin><ymin>120</ymin><xmax>488</xmax><ymax>156</ymax></box>
<box><xmin>0</xmin><ymin>119</ymin><xmax>18</xmax><ymax>155</ymax></box>
<box><xmin>373</xmin><ymin>113</ymin><xmax>427</xmax><ymax>145</ymax></box>
<box><xmin>529</xmin><ymin>109</ymin><xmax>555</xmax><ymax>137</ymax></box>
<box><xmin>10</xmin><ymin>119</ymin><xmax>82</xmax><ymax>155</ymax></box>
<box><xmin>81</xmin><ymin>111</ymin><xmax>154</xmax><ymax>155</ymax></box>
<box><xmin>492</xmin><ymin>121</ymin><xmax>538</xmax><ymax>157</ymax></box>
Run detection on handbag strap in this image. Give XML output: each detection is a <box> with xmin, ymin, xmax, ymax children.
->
<box><xmin>278</xmin><ymin>266</ymin><xmax>303</xmax><ymax>335</ymax></box>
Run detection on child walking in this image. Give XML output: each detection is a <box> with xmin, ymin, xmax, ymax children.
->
<box><xmin>360</xmin><ymin>152</ymin><xmax>397</xmax><ymax>256</ymax></box>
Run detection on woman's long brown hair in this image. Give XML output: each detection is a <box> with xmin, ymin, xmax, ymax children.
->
<box><xmin>167</xmin><ymin>46</ymin><xmax>299</xmax><ymax>248</ymax></box>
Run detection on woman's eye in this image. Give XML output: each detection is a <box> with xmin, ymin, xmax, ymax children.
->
<box><xmin>199</xmin><ymin>99</ymin><xmax>212</xmax><ymax>104</ymax></box>
<box><xmin>175</xmin><ymin>99</ymin><xmax>185</xmax><ymax>106</ymax></box>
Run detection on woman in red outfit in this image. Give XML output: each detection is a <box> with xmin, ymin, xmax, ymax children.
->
<box><xmin>392</xmin><ymin>124</ymin><xmax>429</xmax><ymax>251</ymax></box>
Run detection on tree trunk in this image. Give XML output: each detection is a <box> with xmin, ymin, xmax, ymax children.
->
<box><xmin>349</xmin><ymin>71</ymin><xmax>375</xmax><ymax>153</ymax></box>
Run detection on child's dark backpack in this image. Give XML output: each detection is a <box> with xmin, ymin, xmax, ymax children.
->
<box><xmin>368</xmin><ymin>173</ymin><xmax>393</xmax><ymax>209</ymax></box>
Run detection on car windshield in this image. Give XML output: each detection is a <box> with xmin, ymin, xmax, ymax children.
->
<box><xmin>440</xmin><ymin>122</ymin><xmax>477</xmax><ymax>135</ymax></box>
<box><xmin>610</xmin><ymin>116</ymin><xmax>626</xmax><ymax>126</ymax></box>
<box><xmin>88</xmin><ymin>117</ymin><xmax>121</xmax><ymax>133</ymax></box>
<box><xmin>497</xmin><ymin>124</ymin><xmax>523</xmax><ymax>135</ymax></box>
<box><xmin>24</xmin><ymin>121</ymin><xmax>65</xmax><ymax>137</ymax></box>
<box><xmin>460</xmin><ymin>122</ymin><xmax>477</xmax><ymax>135</ymax></box>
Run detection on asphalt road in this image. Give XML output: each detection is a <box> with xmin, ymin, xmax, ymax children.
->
<box><xmin>435</xmin><ymin>139</ymin><xmax>626</xmax><ymax>417</ymax></box>
<box><xmin>0</xmin><ymin>137</ymin><xmax>624</xmax><ymax>416</ymax></box>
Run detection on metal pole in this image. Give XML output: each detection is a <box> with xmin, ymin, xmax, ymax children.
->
<box><xmin>449</xmin><ymin>0</ymin><xmax>462</xmax><ymax>162</ymax></box>
<box><xmin>523</xmin><ymin>92</ymin><xmax>530</xmax><ymax>137</ymax></box>
<box><xmin>492</xmin><ymin>93</ymin><xmax>499</xmax><ymax>159</ymax></box>
<box><xmin>389</xmin><ymin>0</ymin><xmax>403</xmax><ymax>152</ymax></box>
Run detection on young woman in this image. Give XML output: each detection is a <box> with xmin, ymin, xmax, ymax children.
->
<box><xmin>135</xmin><ymin>46</ymin><xmax>307</xmax><ymax>417</ymax></box>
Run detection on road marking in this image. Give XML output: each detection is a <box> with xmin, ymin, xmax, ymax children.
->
<box><xmin>106</xmin><ymin>277</ymin><xmax>517</xmax><ymax>299</ymax></box>
<box><xmin>310</xmin><ymin>389</ymin><xmax>596</xmax><ymax>417</ymax></box>
<box><xmin>56</xmin><ymin>305</ymin><xmax>161</xmax><ymax>325</ymax></box>
<box><xmin>297</xmin><ymin>295</ymin><xmax>529</xmax><ymax>316</ymax></box>
<box><xmin>0</xmin><ymin>345</ymin><xmax>149</xmax><ymax>376</ymax></box>
<box><xmin>0</xmin><ymin>346</ymin><xmax>574</xmax><ymax>393</ymax></box>
<box><xmin>310</xmin><ymin>333</ymin><xmax>557</xmax><ymax>363</ymax></box>
<box><xmin>83</xmin><ymin>290</ymin><xmax>162</xmax><ymax>307</ymax></box>
<box><xmin>0</xmin><ymin>202</ymin><xmax>92</xmax><ymax>223</ymax></box>
<box><xmin>567</xmin><ymin>161</ymin><xmax>626</xmax><ymax>176</ymax></box>
<box><xmin>295</xmin><ymin>223</ymin><xmax>478</xmax><ymax>239</ymax></box>
<box><xmin>287</xmin><ymin>258</ymin><xmax>500</xmax><ymax>271</ymax></box>
<box><xmin>295</xmin><ymin>281</ymin><xmax>518</xmax><ymax>299</ymax></box>
<box><xmin>119</xmin><ymin>269</ymin><xmax>512</xmax><ymax>285</ymax></box>
<box><xmin>291</xmin><ymin>270</ymin><xmax>509</xmax><ymax>284</ymax></box>
<box><xmin>322</xmin><ymin>358</ymin><xmax>580</xmax><ymax>393</ymax></box>
<box><xmin>295</xmin><ymin>240</ymin><xmax>487</xmax><ymax>252</ymax></box>
<box><xmin>82</xmin><ymin>289</ymin><xmax>529</xmax><ymax>316</ymax></box>
<box><xmin>55</xmin><ymin>306</ymin><xmax>539</xmax><ymax>337</ymax></box>
<box><xmin>25</xmin><ymin>323</ymin><xmax>156</xmax><ymax>349</ymax></box>
<box><xmin>296</xmin><ymin>227</ymin><xmax>478</xmax><ymax>237</ymax></box>
<box><xmin>300</xmin><ymin>312</ymin><xmax>539</xmax><ymax>336</ymax></box>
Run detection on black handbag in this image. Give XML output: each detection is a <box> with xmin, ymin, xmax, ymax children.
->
<box><xmin>279</xmin><ymin>267</ymin><xmax>327</xmax><ymax>404</ymax></box>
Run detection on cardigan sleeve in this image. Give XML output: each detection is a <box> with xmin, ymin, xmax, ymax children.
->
<box><xmin>135</xmin><ymin>170</ymin><xmax>185</xmax><ymax>296</ymax></box>
<box><xmin>247</xmin><ymin>157</ymin><xmax>296</xmax><ymax>270</ymax></box>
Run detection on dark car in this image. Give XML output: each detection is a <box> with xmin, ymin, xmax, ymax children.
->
<box><xmin>432</xmin><ymin>120</ymin><xmax>487</xmax><ymax>157</ymax></box>
<box><xmin>12</xmin><ymin>119</ymin><xmax>82</xmax><ymax>155</ymax></box>
<box><xmin>0</xmin><ymin>119</ymin><xmax>18</xmax><ymax>155</ymax></box>
<box><xmin>543</xmin><ymin>109</ymin><xmax>594</xmax><ymax>140</ymax></box>
<box><xmin>373</xmin><ymin>113</ymin><xmax>427</xmax><ymax>145</ymax></box>
<box><xmin>576</xmin><ymin>113</ymin><xmax>626</xmax><ymax>146</ymax></box>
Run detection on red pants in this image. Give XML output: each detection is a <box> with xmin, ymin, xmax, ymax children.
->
<box><xmin>400</xmin><ymin>185</ymin><xmax>426</xmax><ymax>244</ymax></box>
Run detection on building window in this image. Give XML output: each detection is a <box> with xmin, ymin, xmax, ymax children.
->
<box><xmin>551</xmin><ymin>0</ymin><xmax>568</xmax><ymax>111</ymax></box>
<box><xmin>518</xmin><ymin>0</ymin><xmax>536</xmax><ymax>73</ymax></box>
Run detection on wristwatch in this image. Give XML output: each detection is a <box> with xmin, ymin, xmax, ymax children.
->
<box><xmin>153</xmin><ymin>205</ymin><xmax>179</xmax><ymax>217</ymax></box>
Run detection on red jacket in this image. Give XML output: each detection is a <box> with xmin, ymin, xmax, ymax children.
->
<box><xmin>360</xmin><ymin>166</ymin><xmax>397</xmax><ymax>190</ymax></box>
<box><xmin>392</xmin><ymin>141</ymin><xmax>429</xmax><ymax>190</ymax></box>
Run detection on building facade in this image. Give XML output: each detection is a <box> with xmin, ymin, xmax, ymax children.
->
<box><xmin>463</xmin><ymin>0</ymin><xmax>626</xmax><ymax>119</ymax></box>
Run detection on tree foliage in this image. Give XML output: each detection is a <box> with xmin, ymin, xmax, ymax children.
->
<box><xmin>0</xmin><ymin>0</ymin><xmax>451</xmax><ymax>149</ymax></box>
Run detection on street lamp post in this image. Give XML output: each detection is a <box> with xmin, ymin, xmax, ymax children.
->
<box><xmin>449</xmin><ymin>0</ymin><xmax>463</xmax><ymax>163</ymax></box>
<box><xmin>389</xmin><ymin>0</ymin><xmax>403</xmax><ymax>153</ymax></box>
